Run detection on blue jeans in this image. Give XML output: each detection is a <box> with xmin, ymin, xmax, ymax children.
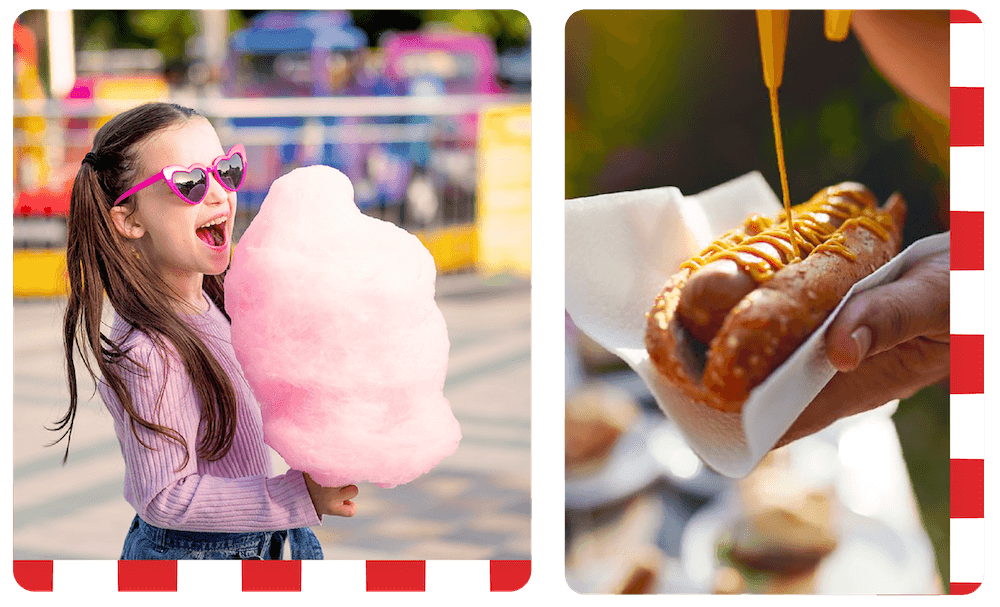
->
<box><xmin>121</xmin><ymin>515</ymin><xmax>324</xmax><ymax>560</ymax></box>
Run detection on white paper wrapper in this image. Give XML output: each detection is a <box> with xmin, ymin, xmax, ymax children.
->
<box><xmin>565</xmin><ymin>172</ymin><xmax>950</xmax><ymax>478</ymax></box>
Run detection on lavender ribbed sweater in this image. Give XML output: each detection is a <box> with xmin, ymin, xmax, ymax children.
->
<box><xmin>98</xmin><ymin>293</ymin><xmax>321</xmax><ymax>532</ymax></box>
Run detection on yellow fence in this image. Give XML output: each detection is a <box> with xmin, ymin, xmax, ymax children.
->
<box><xmin>475</xmin><ymin>104</ymin><xmax>531</xmax><ymax>277</ymax></box>
<box><xmin>13</xmin><ymin>224</ymin><xmax>477</xmax><ymax>298</ymax></box>
<box><xmin>13</xmin><ymin>249</ymin><xmax>67</xmax><ymax>297</ymax></box>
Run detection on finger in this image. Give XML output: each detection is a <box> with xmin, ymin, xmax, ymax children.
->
<box><xmin>339</xmin><ymin>485</ymin><xmax>359</xmax><ymax>500</ymax></box>
<box><xmin>334</xmin><ymin>500</ymin><xmax>356</xmax><ymax>517</ymax></box>
<box><xmin>825</xmin><ymin>254</ymin><xmax>949</xmax><ymax>371</ymax></box>
<box><xmin>825</xmin><ymin>323</ymin><xmax>873</xmax><ymax>374</ymax></box>
<box><xmin>779</xmin><ymin>336</ymin><xmax>949</xmax><ymax>447</ymax></box>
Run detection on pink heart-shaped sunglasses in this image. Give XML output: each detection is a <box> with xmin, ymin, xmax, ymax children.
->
<box><xmin>113</xmin><ymin>144</ymin><xmax>247</xmax><ymax>206</ymax></box>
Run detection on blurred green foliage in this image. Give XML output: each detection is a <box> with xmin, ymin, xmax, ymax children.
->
<box><xmin>566</xmin><ymin>10</ymin><xmax>948</xmax><ymax>245</ymax></box>
<box><xmin>893</xmin><ymin>382</ymin><xmax>950</xmax><ymax>589</ymax></box>
<box><xmin>17</xmin><ymin>9</ymin><xmax>530</xmax><ymax>97</ymax></box>
<box><xmin>74</xmin><ymin>10</ymin><xmax>197</xmax><ymax>62</ymax></box>
<box><xmin>20</xmin><ymin>9</ymin><xmax>529</xmax><ymax>97</ymax></box>
<box><xmin>424</xmin><ymin>10</ymin><xmax>530</xmax><ymax>53</ymax></box>
<box><xmin>70</xmin><ymin>10</ymin><xmax>528</xmax><ymax>61</ymax></box>
<box><xmin>129</xmin><ymin>11</ymin><xmax>197</xmax><ymax>60</ymax></box>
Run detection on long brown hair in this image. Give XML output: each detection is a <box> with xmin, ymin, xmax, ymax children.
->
<box><xmin>53</xmin><ymin>102</ymin><xmax>237</xmax><ymax>468</ymax></box>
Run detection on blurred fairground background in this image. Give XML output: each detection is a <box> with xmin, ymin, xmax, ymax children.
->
<box><xmin>565</xmin><ymin>11</ymin><xmax>949</xmax><ymax>593</ymax></box>
<box><xmin>14</xmin><ymin>9</ymin><xmax>529</xmax><ymax>560</ymax></box>
<box><xmin>15</xmin><ymin>9</ymin><xmax>530</xmax><ymax>285</ymax></box>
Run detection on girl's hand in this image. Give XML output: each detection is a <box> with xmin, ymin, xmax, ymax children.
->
<box><xmin>303</xmin><ymin>473</ymin><xmax>359</xmax><ymax>518</ymax></box>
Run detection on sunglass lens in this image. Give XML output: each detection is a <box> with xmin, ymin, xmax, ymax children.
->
<box><xmin>172</xmin><ymin>168</ymin><xmax>208</xmax><ymax>203</ymax></box>
<box><xmin>217</xmin><ymin>153</ymin><xmax>245</xmax><ymax>191</ymax></box>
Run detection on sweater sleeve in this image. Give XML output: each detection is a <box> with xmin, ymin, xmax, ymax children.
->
<box><xmin>111</xmin><ymin>340</ymin><xmax>321</xmax><ymax>532</ymax></box>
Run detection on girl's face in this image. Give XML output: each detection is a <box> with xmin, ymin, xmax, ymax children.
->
<box><xmin>118</xmin><ymin>118</ymin><xmax>238</xmax><ymax>294</ymax></box>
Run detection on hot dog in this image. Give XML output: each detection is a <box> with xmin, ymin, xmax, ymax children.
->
<box><xmin>645</xmin><ymin>182</ymin><xmax>906</xmax><ymax>413</ymax></box>
<box><xmin>676</xmin><ymin>183</ymin><xmax>879</xmax><ymax>344</ymax></box>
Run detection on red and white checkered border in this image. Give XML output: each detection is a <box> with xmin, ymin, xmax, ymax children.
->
<box><xmin>948</xmin><ymin>8</ymin><xmax>985</xmax><ymax>597</ymax></box>
<box><xmin>11</xmin><ymin>559</ymin><xmax>531</xmax><ymax>593</ymax></box>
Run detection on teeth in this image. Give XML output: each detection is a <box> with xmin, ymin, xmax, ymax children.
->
<box><xmin>199</xmin><ymin>216</ymin><xmax>227</xmax><ymax>229</ymax></box>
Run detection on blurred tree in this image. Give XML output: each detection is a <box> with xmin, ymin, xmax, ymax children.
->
<box><xmin>346</xmin><ymin>10</ymin><xmax>424</xmax><ymax>46</ymax></box>
<box><xmin>129</xmin><ymin>11</ymin><xmax>197</xmax><ymax>61</ymax></box>
<box><xmin>69</xmin><ymin>10</ymin><xmax>529</xmax><ymax>70</ymax></box>
<box><xmin>73</xmin><ymin>10</ymin><xmax>196</xmax><ymax>63</ymax></box>
<box><xmin>347</xmin><ymin>10</ymin><xmax>529</xmax><ymax>52</ymax></box>
<box><xmin>423</xmin><ymin>10</ymin><xmax>530</xmax><ymax>53</ymax></box>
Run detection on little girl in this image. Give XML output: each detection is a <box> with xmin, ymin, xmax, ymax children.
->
<box><xmin>53</xmin><ymin>102</ymin><xmax>357</xmax><ymax>560</ymax></box>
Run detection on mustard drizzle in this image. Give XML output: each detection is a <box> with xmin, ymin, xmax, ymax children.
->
<box><xmin>679</xmin><ymin>191</ymin><xmax>892</xmax><ymax>283</ymax></box>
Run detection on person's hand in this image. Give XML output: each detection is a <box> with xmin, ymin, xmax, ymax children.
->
<box><xmin>778</xmin><ymin>250</ymin><xmax>949</xmax><ymax>447</ymax></box>
<box><xmin>303</xmin><ymin>472</ymin><xmax>358</xmax><ymax>518</ymax></box>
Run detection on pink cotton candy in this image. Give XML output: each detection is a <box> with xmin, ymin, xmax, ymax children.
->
<box><xmin>225</xmin><ymin>165</ymin><xmax>460</xmax><ymax>488</ymax></box>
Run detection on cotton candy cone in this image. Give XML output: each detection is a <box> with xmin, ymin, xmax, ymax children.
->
<box><xmin>225</xmin><ymin>165</ymin><xmax>460</xmax><ymax>488</ymax></box>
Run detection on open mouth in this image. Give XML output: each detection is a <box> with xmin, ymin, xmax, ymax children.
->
<box><xmin>196</xmin><ymin>217</ymin><xmax>228</xmax><ymax>248</ymax></box>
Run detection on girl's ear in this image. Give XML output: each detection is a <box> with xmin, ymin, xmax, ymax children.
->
<box><xmin>109</xmin><ymin>204</ymin><xmax>146</xmax><ymax>240</ymax></box>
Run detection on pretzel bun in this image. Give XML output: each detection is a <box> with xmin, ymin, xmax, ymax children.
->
<box><xmin>644</xmin><ymin>183</ymin><xmax>907</xmax><ymax>413</ymax></box>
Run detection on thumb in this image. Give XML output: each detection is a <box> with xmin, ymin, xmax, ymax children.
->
<box><xmin>825</xmin><ymin>252</ymin><xmax>949</xmax><ymax>371</ymax></box>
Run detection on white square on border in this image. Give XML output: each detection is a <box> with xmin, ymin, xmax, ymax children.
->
<box><xmin>425</xmin><ymin>560</ymin><xmax>491</xmax><ymax>593</ymax></box>
<box><xmin>301</xmin><ymin>560</ymin><xmax>367</xmax><ymax>594</ymax></box>
<box><xmin>176</xmin><ymin>560</ymin><xmax>241</xmax><ymax>594</ymax></box>
<box><xmin>950</xmin><ymin>22</ymin><xmax>985</xmax><ymax>88</ymax></box>
<box><xmin>950</xmin><ymin>393</ymin><xmax>986</xmax><ymax>460</ymax></box>
<box><xmin>951</xmin><ymin>270</ymin><xmax>985</xmax><ymax>335</ymax></box>
<box><xmin>950</xmin><ymin>518</ymin><xmax>986</xmax><ymax>584</ymax></box>
<box><xmin>950</xmin><ymin>147</ymin><xmax>985</xmax><ymax>213</ymax></box>
<box><xmin>52</xmin><ymin>560</ymin><xmax>117</xmax><ymax>593</ymax></box>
